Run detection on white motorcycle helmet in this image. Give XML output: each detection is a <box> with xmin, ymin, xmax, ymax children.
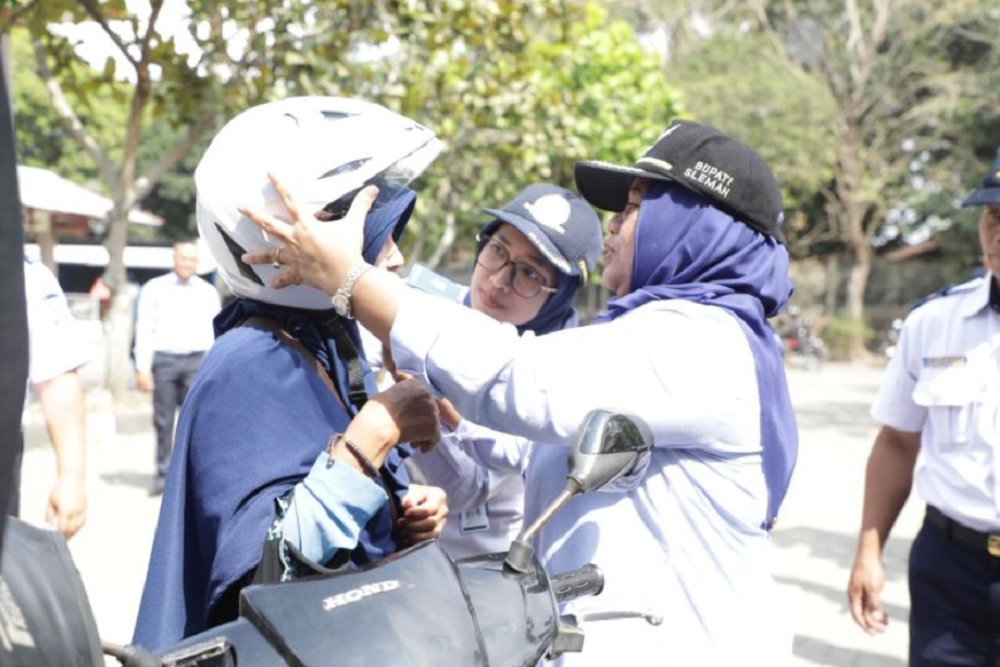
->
<box><xmin>196</xmin><ymin>96</ymin><xmax>442</xmax><ymax>310</ymax></box>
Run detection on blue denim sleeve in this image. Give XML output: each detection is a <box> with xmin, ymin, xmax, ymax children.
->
<box><xmin>281</xmin><ymin>455</ymin><xmax>389</xmax><ymax>564</ymax></box>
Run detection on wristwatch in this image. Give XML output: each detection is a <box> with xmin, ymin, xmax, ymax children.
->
<box><xmin>332</xmin><ymin>262</ymin><xmax>373</xmax><ymax>319</ymax></box>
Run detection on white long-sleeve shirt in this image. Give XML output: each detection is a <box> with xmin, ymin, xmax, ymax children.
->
<box><xmin>133</xmin><ymin>271</ymin><xmax>219</xmax><ymax>372</ymax></box>
<box><xmin>361</xmin><ymin>282</ymin><xmax>531</xmax><ymax>560</ymax></box>
<box><xmin>412</xmin><ymin>420</ymin><xmax>527</xmax><ymax>559</ymax></box>
<box><xmin>390</xmin><ymin>291</ymin><xmax>792</xmax><ymax>667</ymax></box>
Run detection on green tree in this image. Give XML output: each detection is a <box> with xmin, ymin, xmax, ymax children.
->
<box><xmin>287</xmin><ymin>1</ymin><xmax>681</xmax><ymax>269</ymax></box>
<box><xmin>5</xmin><ymin>0</ymin><xmax>317</xmax><ymax>397</ymax></box>
<box><xmin>665</xmin><ymin>30</ymin><xmax>837</xmax><ymax>258</ymax></box>
<box><xmin>9</xmin><ymin>0</ymin><xmax>682</xmax><ymax>397</ymax></box>
<box><xmin>631</xmin><ymin>0</ymin><xmax>999</xmax><ymax>356</ymax></box>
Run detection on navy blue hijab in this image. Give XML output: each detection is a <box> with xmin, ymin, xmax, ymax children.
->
<box><xmin>133</xmin><ymin>190</ymin><xmax>417</xmax><ymax>651</ymax></box>
<box><xmin>597</xmin><ymin>181</ymin><xmax>797</xmax><ymax>526</ymax></box>
<box><xmin>363</xmin><ymin>188</ymin><xmax>416</xmax><ymax>264</ymax></box>
<box><xmin>471</xmin><ymin>220</ymin><xmax>583</xmax><ymax>336</ymax></box>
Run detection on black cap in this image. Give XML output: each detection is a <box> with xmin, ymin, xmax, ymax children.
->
<box><xmin>574</xmin><ymin>120</ymin><xmax>785</xmax><ymax>238</ymax></box>
<box><xmin>961</xmin><ymin>148</ymin><xmax>1000</xmax><ymax>208</ymax></box>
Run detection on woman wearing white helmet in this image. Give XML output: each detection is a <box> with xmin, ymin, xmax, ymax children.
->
<box><xmin>133</xmin><ymin>97</ymin><xmax>445</xmax><ymax>650</ymax></box>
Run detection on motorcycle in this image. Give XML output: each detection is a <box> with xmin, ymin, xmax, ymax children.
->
<box><xmin>1</xmin><ymin>410</ymin><xmax>655</xmax><ymax>667</ymax></box>
<box><xmin>780</xmin><ymin>317</ymin><xmax>826</xmax><ymax>370</ymax></box>
<box><xmin>878</xmin><ymin>318</ymin><xmax>904</xmax><ymax>360</ymax></box>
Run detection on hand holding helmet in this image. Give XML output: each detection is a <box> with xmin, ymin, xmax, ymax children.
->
<box><xmin>239</xmin><ymin>173</ymin><xmax>376</xmax><ymax>295</ymax></box>
<box><xmin>197</xmin><ymin>95</ymin><xmax>442</xmax><ymax>310</ymax></box>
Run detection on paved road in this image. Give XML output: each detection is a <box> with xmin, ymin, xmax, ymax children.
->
<box><xmin>17</xmin><ymin>361</ymin><xmax>920</xmax><ymax>665</ymax></box>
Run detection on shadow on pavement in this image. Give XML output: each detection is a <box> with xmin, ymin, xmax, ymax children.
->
<box><xmin>773</xmin><ymin>526</ymin><xmax>913</xmax><ymax>582</ymax></box>
<box><xmin>99</xmin><ymin>470</ymin><xmax>154</xmax><ymax>491</ymax></box>
<box><xmin>792</xmin><ymin>402</ymin><xmax>878</xmax><ymax>439</ymax></box>
<box><xmin>775</xmin><ymin>574</ymin><xmax>910</xmax><ymax>623</ymax></box>
<box><xmin>114</xmin><ymin>411</ymin><xmax>153</xmax><ymax>435</ymax></box>
<box><xmin>794</xmin><ymin>635</ymin><xmax>905</xmax><ymax>667</ymax></box>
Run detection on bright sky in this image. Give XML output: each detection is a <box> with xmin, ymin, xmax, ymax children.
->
<box><xmin>50</xmin><ymin>0</ymin><xmax>199</xmax><ymax>82</ymax></box>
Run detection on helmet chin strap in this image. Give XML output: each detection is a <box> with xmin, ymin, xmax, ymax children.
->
<box><xmin>315</xmin><ymin>310</ymin><xmax>369</xmax><ymax>412</ymax></box>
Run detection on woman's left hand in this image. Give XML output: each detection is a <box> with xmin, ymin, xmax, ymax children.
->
<box><xmin>239</xmin><ymin>172</ymin><xmax>375</xmax><ymax>294</ymax></box>
<box><xmin>398</xmin><ymin>484</ymin><xmax>449</xmax><ymax>544</ymax></box>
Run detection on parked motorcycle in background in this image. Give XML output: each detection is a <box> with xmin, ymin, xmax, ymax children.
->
<box><xmin>778</xmin><ymin>307</ymin><xmax>826</xmax><ymax>370</ymax></box>
<box><xmin>2</xmin><ymin>410</ymin><xmax>657</xmax><ymax>667</ymax></box>
<box><xmin>878</xmin><ymin>318</ymin><xmax>904</xmax><ymax>361</ymax></box>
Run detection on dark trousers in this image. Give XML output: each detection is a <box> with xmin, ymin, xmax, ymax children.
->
<box><xmin>909</xmin><ymin>511</ymin><xmax>1000</xmax><ymax>666</ymax></box>
<box><xmin>152</xmin><ymin>351</ymin><xmax>204</xmax><ymax>479</ymax></box>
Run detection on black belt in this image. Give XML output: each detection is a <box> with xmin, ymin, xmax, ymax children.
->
<box><xmin>926</xmin><ymin>505</ymin><xmax>1000</xmax><ymax>558</ymax></box>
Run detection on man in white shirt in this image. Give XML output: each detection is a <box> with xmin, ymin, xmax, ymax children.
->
<box><xmin>848</xmin><ymin>149</ymin><xmax>1000</xmax><ymax>666</ymax></box>
<box><xmin>133</xmin><ymin>241</ymin><xmax>220</xmax><ymax>495</ymax></box>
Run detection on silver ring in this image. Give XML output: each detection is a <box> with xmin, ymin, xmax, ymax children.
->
<box><xmin>271</xmin><ymin>247</ymin><xmax>281</xmax><ymax>270</ymax></box>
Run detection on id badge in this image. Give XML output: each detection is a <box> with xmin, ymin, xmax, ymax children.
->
<box><xmin>459</xmin><ymin>504</ymin><xmax>490</xmax><ymax>533</ymax></box>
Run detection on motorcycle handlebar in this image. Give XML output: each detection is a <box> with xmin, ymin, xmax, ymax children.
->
<box><xmin>550</xmin><ymin>563</ymin><xmax>604</xmax><ymax>603</ymax></box>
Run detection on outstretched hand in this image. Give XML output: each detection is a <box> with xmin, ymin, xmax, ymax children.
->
<box><xmin>238</xmin><ymin>172</ymin><xmax>374</xmax><ymax>294</ymax></box>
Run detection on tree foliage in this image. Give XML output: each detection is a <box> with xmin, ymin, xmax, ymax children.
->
<box><xmin>623</xmin><ymin>0</ymin><xmax>999</xmax><ymax>356</ymax></box>
<box><xmin>5</xmin><ymin>0</ymin><xmax>329</xmax><ymax>396</ymax></box>
<box><xmin>285</xmin><ymin>1</ymin><xmax>682</xmax><ymax>269</ymax></box>
<box><xmin>7</xmin><ymin>0</ymin><xmax>680</xmax><ymax>393</ymax></box>
<box><xmin>665</xmin><ymin>29</ymin><xmax>837</xmax><ymax>256</ymax></box>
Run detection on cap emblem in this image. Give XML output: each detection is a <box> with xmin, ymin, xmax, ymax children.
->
<box><xmin>523</xmin><ymin>194</ymin><xmax>571</xmax><ymax>233</ymax></box>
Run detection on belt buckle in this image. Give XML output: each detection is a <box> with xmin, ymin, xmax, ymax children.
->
<box><xmin>988</xmin><ymin>535</ymin><xmax>1000</xmax><ymax>558</ymax></box>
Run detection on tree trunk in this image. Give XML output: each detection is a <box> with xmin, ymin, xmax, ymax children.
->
<box><xmin>823</xmin><ymin>254</ymin><xmax>839</xmax><ymax>315</ymax></box>
<box><xmin>32</xmin><ymin>210</ymin><xmax>55</xmax><ymax>271</ymax></box>
<box><xmin>844</xmin><ymin>226</ymin><xmax>872</xmax><ymax>359</ymax></box>
<box><xmin>105</xmin><ymin>287</ymin><xmax>135</xmax><ymax>400</ymax></box>
<box><xmin>103</xmin><ymin>206</ymin><xmax>131</xmax><ymax>399</ymax></box>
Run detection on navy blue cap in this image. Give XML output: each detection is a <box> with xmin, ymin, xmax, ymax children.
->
<box><xmin>961</xmin><ymin>148</ymin><xmax>1000</xmax><ymax>208</ymax></box>
<box><xmin>482</xmin><ymin>183</ymin><xmax>602</xmax><ymax>281</ymax></box>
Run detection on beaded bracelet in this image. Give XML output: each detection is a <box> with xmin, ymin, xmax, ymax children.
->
<box><xmin>328</xmin><ymin>433</ymin><xmax>380</xmax><ymax>480</ymax></box>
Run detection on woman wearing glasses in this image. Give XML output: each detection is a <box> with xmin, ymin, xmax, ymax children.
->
<box><xmin>405</xmin><ymin>183</ymin><xmax>604</xmax><ymax>560</ymax></box>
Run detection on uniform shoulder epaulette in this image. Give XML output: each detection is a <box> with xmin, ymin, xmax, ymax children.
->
<box><xmin>908</xmin><ymin>276</ymin><xmax>983</xmax><ymax>313</ymax></box>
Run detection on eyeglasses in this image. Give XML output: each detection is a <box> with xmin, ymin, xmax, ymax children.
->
<box><xmin>475</xmin><ymin>234</ymin><xmax>557</xmax><ymax>299</ymax></box>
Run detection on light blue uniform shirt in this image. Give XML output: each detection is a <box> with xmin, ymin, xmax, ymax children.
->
<box><xmin>389</xmin><ymin>290</ymin><xmax>792</xmax><ymax>666</ymax></box>
<box><xmin>412</xmin><ymin>420</ymin><xmax>527</xmax><ymax>559</ymax></box>
<box><xmin>872</xmin><ymin>274</ymin><xmax>1000</xmax><ymax>532</ymax></box>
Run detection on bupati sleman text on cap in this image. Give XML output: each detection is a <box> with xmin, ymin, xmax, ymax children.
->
<box><xmin>685</xmin><ymin>162</ymin><xmax>734</xmax><ymax>197</ymax></box>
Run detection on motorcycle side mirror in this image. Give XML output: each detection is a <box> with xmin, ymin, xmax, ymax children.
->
<box><xmin>504</xmin><ymin>410</ymin><xmax>652</xmax><ymax>573</ymax></box>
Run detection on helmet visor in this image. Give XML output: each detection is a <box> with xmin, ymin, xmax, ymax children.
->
<box><xmin>319</xmin><ymin>137</ymin><xmax>444</xmax><ymax>221</ymax></box>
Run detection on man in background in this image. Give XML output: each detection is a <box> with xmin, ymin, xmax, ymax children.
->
<box><xmin>133</xmin><ymin>241</ymin><xmax>220</xmax><ymax>496</ymax></box>
<box><xmin>848</xmin><ymin>148</ymin><xmax>1000</xmax><ymax>666</ymax></box>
